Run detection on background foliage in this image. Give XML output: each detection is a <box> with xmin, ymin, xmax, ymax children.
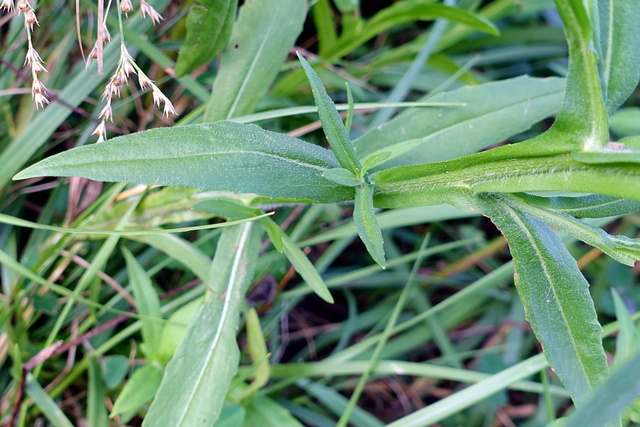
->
<box><xmin>1</xmin><ymin>0</ymin><xmax>640</xmax><ymax>426</ymax></box>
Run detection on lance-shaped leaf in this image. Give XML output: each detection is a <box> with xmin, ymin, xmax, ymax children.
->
<box><xmin>354</xmin><ymin>76</ymin><xmax>565</xmax><ymax>170</ymax></box>
<box><xmin>298</xmin><ymin>53</ymin><xmax>362</xmax><ymax>176</ymax></box>
<box><xmin>477</xmin><ymin>195</ymin><xmax>609</xmax><ymax>406</ymax></box>
<box><xmin>354</xmin><ymin>184</ymin><xmax>386</xmax><ymax>267</ymax></box>
<box><xmin>204</xmin><ymin>0</ymin><xmax>307</xmax><ymax>121</ymax></box>
<box><xmin>14</xmin><ymin>121</ymin><xmax>355</xmax><ymax>204</ymax></box>
<box><xmin>143</xmin><ymin>222</ymin><xmax>261</xmax><ymax>426</ymax></box>
<box><xmin>496</xmin><ymin>193</ymin><xmax>640</xmax><ymax>267</ymax></box>
<box><xmin>596</xmin><ymin>0</ymin><xmax>640</xmax><ymax>115</ymax></box>
<box><xmin>513</xmin><ymin>193</ymin><xmax>640</xmax><ymax>218</ymax></box>
<box><xmin>174</xmin><ymin>0</ymin><xmax>238</xmax><ymax>77</ymax></box>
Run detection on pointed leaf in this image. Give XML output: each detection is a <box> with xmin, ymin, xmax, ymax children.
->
<box><xmin>597</xmin><ymin>0</ymin><xmax>640</xmax><ymax>114</ymax></box>
<box><xmin>204</xmin><ymin>0</ymin><xmax>307</xmax><ymax>121</ymax></box>
<box><xmin>111</xmin><ymin>364</ymin><xmax>164</xmax><ymax>417</ymax></box>
<box><xmin>477</xmin><ymin>195</ymin><xmax>609</xmax><ymax>406</ymax></box>
<box><xmin>123</xmin><ymin>248</ymin><xmax>163</xmax><ymax>361</ymax></box>
<box><xmin>513</xmin><ymin>193</ymin><xmax>640</xmax><ymax>218</ymax></box>
<box><xmin>353</xmin><ymin>184</ymin><xmax>386</xmax><ymax>267</ymax></box>
<box><xmin>280</xmin><ymin>232</ymin><xmax>334</xmax><ymax>303</ymax></box>
<box><xmin>497</xmin><ymin>194</ymin><xmax>640</xmax><ymax>266</ymax></box>
<box><xmin>354</xmin><ymin>76</ymin><xmax>565</xmax><ymax>169</ymax></box>
<box><xmin>15</xmin><ymin>122</ymin><xmax>354</xmax><ymax>204</ymax></box>
<box><xmin>298</xmin><ymin>53</ymin><xmax>362</xmax><ymax>175</ymax></box>
<box><xmin>323</xmin><ymin>168</ymin><xmax>362</xmax><ymax>187</ymax></box>
<box><xmin>144</xmin><ymin>223</ymin><xmax>261</xmax><ymax>426</ymax></box>
<box><xmin>175</xmin><ymin>0</ymin><xmax>238</xmax><ymax>77</ymax></box>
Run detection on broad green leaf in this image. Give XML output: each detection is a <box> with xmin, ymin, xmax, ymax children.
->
<box><xmin>204</xmin><ymin>0</ymin><xmax>307</xmax><ymax>121</ymax></box>
<box><xmin>596</xmin><ymin>0</ymin><xmax>640</xmax><ymax>114</ymax></box>
<box><xmin>280</xmin><ymin>232</ymin><xmax>334</xmax><ymax>303</ymax></box>
<box><xmin>354</xmin><ymin>76</ymin><xmax>565</xmax><ymax>169</ymax></box>
<box><xmin>496</xmin><ymin>194</ymin><xmax>640</xmax><ymax>266</ymax></box>
<box><xmin>15</xmin><ymin>121</ymin><xmax>354</xmax><ymax>204</ymax></box>
<box><xmin>329</xmin><ymin>2</ymin><xmax>498</xmax><ymax>60</ymax></box>
<box><xmin>353</xmin><ymin>184</ymin><xmax>386</xmax><ymax>267</ymax></box>
<box><xmin>298</xmin><ymin>54</ymin><xmax>362</xmax><ymax>175</ymax></box>
<box><xmin>158</xmin><ymin>299</ymin><xmax>202</xmax><ymax>361</ymax></box>
<box><xmin>513</xmin><ymin>194</ymin><xmax>640</xmax><ymax>218</ymax></box>
<box><xmin>111</xmin><ymin>364</ymin><xmax>164</xmax><ymax>417</ymax></box>
<box><xmin>477</xmin><ymin>195</ymin><xmax>608</xmax><ymax>406</ymax></box>
<box><xmin>322</xmin><ymin>168</ymin><xmax>362</xmax><ymax>187</ymax></box>
<box><xmin>215</xmin><ymin>406</ymin><xmax>246</xmax><ymax>427</ymax></box>
<box><xmin>122</xmin><ymin>248</ymin><xmax>163</xmax><ymax>361</ymax></box>
<box><xmin>610</xmin><ymin>107</ymin><xmax>640</xmax><ymax>137</ymax></box>
<box><xmin>566</xmin><ymin>351</ymin><xmax>640</xmax><ymax>427</ymax></box>
<box><xmin>175</xmin><ymin>0</ymin><xmax>238</xmax><ymax>76</ymax></box>
<box><xmin>144</xmin><ymin>223</ymin><xmax>261</xmax><ymax>426</ymax></box>
<box><xmin>227</xmin><ymin>385</ymin><xmax>303</xmax><ymax>427</ymax></box>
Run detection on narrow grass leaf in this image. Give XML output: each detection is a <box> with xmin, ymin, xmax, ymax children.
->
<box><xmin>88</xmin><ymin>357</ymin><xmax>109</xmax><ymax>427</ymax></box>
<box><xmin>611</xmin><ymin>289</ymin><xmax>640</xmax><ymax>366</ymax></box>
<box><xmin>228</xmin><ymin>384</ymin><xmax>303</xmax><ymax>426</ymax></box>
<box><xmin>175</xmin><ymin>0</ymin><xmax>237</xmax><ymax>76</ymax></box>
<box><xmin>314</xmin><ymin>0</ymin><xmax>338</xmax><ymax>58</ymax></box>
<box><xmin>111</xmin><ymin>364</ymin><xmax>164</xmax><ymax>417</ymax></box>
<box><xmin>477</xmin><ymin>195</ymin><xmax>608</xmax><ymax>406</ymax></box>
<box><xmin>15</xmin><ymin>122</ymin><xmax>354</xmax><ymax>203</ymax></box>
<box><xmin>353</xmin><ymin>184</ymin><xmax>386</xmax><ymax>267</ymax></box>
<box><xmin>329</xmin><ymin>3</ymin><xmax>498</xmax><ymax>60</ymax></box>
<box><xmin>597</xmin><ymin>0</ymin><xmax>640</xmax><ymax>114</ymax></box>
<box><xmin>25</xmin><ymin>374</ymin><xmax>74</xmax><ymax>427</ymax></box>
<box><xmin>122</xmin><ymin>248</ymin><xmax>163</xmax><ymax>362</ymax></box>
<box><xmin>204</xmin><ymin>0</ymin><xmax>307</xmax><ymax>121</ymax></box>
<box><xmin>143</xmin><ymin>223</ymin><xmax>261</xmax><ymax>426</ymax></box>
<box><xmin>298</xmin><ymin>53</ymin><xmax>362</xmax><ymax>175</ymax></box>
<box><xmin>241</xmin><ymin>308</ymin><xmax>270</xmax><ymax>398</ymax></box>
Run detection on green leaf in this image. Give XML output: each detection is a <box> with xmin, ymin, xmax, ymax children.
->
<box><xmin>353</xmin><ymin>184</ymin><xmax>386</xmax><ymax>267</ymax></box>
<box><xmin>477</xmin><ymin>195</ymin><xmax>608</xmax><ymax>406</ymax></box>
<box><xmin>314</xmin><ymin>0</ymin><xmax>338</xmax><ymax>58</ymax></box>
<box><xmin>496</xmin><ymin>194</ymin><xmax>640</xmax><ymax>266</ymax></box>
<box><xmin>513</xmin><ymin>194</ymin><xmax>640</xmax><ymax>218</ymax></box>
<box><xmin>122</xmin><ymin>247</ymin><xmax>163</xmax><ymax>362</ymax></box>
<box><xmin>88</xmin><ymin>357</ymin><xmax>108</xmax><ymax>427</ymax></box>
<box><xmin>298</xmin><ymin>53</ymin><xmax>363</xmax><ymax>175</ymax></box>
<box><xmin>158</xmin><ymin>299</ymin><xmax>202</xmax><ymax>362</ymax></box>
<box><xmin>228</xmin><ymin>384</ymin><xmax>303</xmax><ymax>426</ymax></box>
<box><xmin>596</xmin><ymin>0</ymin><xmax>640</xmax><ymax>114</ymax></box>
<box><xmin>280</xmin><ymin>232</ymin><xmax>334</xmax><ymax>303</ymax></box>
<box><xmin>14</xmin><ymin>121</ymin><xmax>354</xmax><ymax>204</ymax></box>
<box><xmin>354</xmin><ymin>76</ymin><xmax>565</xmax><ymax>169</ymax></box>
<box><xmin>610</xmin><ymin>107</ymin><xmax>640</xmax><ymax>137</ymax></box>
<box><xmin>143</xmin><ymin>223</ymin><xmax>261</xmax><ymax>426</ymax></box>
<box><xmin>611</xmin><ymin>289</ymin><xmax>640</xmax><ymax>366</ymax></box>
<box><xmin>204</xmin><ymin>0</ymin><xmax>307</xmax><ymax>121</ymax></box>
<box><xmin>322</xmin><ymin>168</ymin><xmax>362</xmax><ymax>187</ymax></box>
<box><xmin>174</xmin><ymin>0</ymin><xmax>238</xmax><ymax>77</ymax></box>
<box><xmin>193</xmin><ymin>199</ymin><xmax>283</xmax><ymax>253</ymax></box>
<box><xmin>25</xmin><ymin>374</ymin><xmax>74</xmax><ymax>427</ymax></box>
<box><xmin>329</xmin><ymin>2</ymin><xmax>499</xmax><ymax>60</ymax></box>
<box><xmin>565</xmin><ymin>351</ymin><xmax>640</xmax><ymax>427</ymax></box>
<box><xmin>361</xmin><ymin>152</ymin><xmax>393</xmax><ymax>172</ymax></box>
<box><xmin>240</xmin><ymin>308</ymin><xmax>270</xmax><ymax>398</ymax></box>
<box><xmin>111</xmin><ymin>364</ymin><xmax>164</xmax><ymax>417</ymax></box>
